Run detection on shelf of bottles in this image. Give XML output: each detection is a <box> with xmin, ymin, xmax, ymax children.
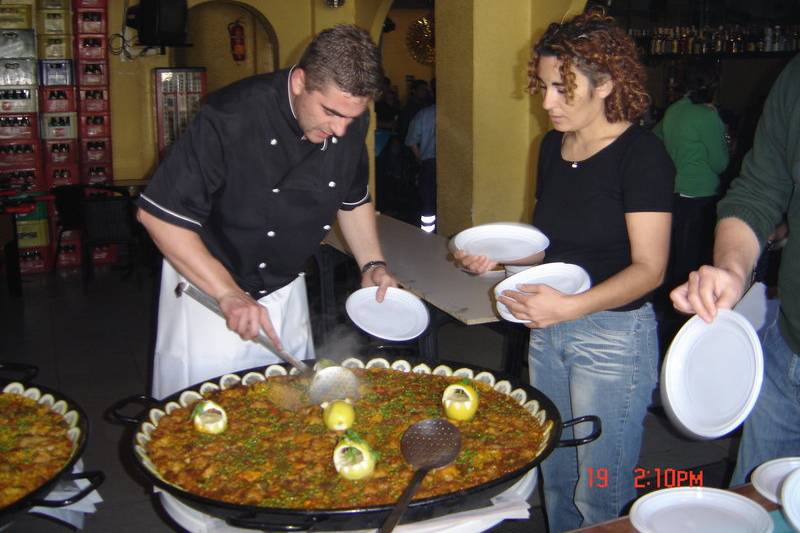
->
<box><xmin>629</xmin><ymin>24</ymin><xmax>800</xmax><ymax>58</ymax></box>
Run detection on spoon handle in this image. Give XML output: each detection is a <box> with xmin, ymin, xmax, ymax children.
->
<box><xmin>378</xmin><ymin>468</ymin><xmax>429</xmax><ymax>533</ymax></box>
<box><xmin>175</xmin><ymin>282</ymin><xmax>312</xmax><ymax>375</ymax></box>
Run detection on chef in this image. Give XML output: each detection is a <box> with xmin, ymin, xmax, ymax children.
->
<box><xmin>137</xmin><ymin>24</ymin><xmax>397</xmax><ymax>399</ymax></box>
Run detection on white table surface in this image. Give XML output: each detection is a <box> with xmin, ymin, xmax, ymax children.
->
<box><xmin>324</xmin><ymin>214</ymin><xmax>502</xmax><ymax>325</ymax></box>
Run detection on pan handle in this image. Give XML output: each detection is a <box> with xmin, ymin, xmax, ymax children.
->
<box><xmin>556</xmin><ymin>415</ymin><xmax>602</xmax><ymax>447</ymax></box>
<box><xmin>0</xmin><ymin>361</ymin><xmax>39</xmax><ymax>383</ymax></box>
<box><xmin>31</xmin><ymin>471</ymin><xmax>105</xmax><ymax>508</ymax></box>
<box><xmin>107</xmin><ymin>394</ymin><xmax>158</xmax><ymax>425</ymax></box>
<box><xmin>227</xmin><ymin>512</ymin><xmax>324</xmax><ymax>531</ymax></box>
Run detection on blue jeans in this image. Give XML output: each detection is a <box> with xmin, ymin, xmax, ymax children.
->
<box><xmin>730</xmin><ymin>307</ymin><xmax>800</xmax><ymax>486</ymax></box>
<box><xmin>529</xmin><ymin>304</ymin><xmax>659</xmax><ymax>533</ymax></box>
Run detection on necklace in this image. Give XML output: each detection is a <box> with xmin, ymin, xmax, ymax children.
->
<box><xmin>570</xmin><ymin>161</ymin><xmax>578</xmax><ymax>169</ymax></box>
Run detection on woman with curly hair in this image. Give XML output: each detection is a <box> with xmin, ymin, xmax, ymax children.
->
<box><xmin>455</xmin><ymin>12</ymin><xmax>675</xmax><ymax>531</ymax></box>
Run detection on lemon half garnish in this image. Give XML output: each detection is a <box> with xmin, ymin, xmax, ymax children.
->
<box><xmin>322</xmin><ymin>399</ymin><xmax>355</xmax><ymax>431</ymax></box>
<box><xmin>191</xmin><ymin>400</ymin><xmax>228</xmax><ymax>434</ymax></box>
<box><xmin>442</xmin><ymin>383</ymin><xmax>479</xmax><ymax>421</ymax></box>
<box><xmin>333</xmin><ymin>437</ymin><xmax>376</xmax><ymax>480</ymax></box>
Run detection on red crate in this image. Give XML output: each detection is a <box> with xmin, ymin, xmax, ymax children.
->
<box><xmin>44</xmin><ymin>139</ymin><xmax>78</xmax><ymax>165</ymax></box>
<box><xmin>81</xmin><ymin>162</ymin><xmax>112</xmax><ymax>184</ymax></box>
<box><xmin>77</xmin><ymin>60</ymin><xmax>107</xmax><ymax>86</ymax></box>
<box><xmin>76</xmin><ymin>34</ymin><xmax>107</xmax><ymax>60</ymax></box>
<box><xmin>19</xmin><ymin>245</ymin><xmax>52</xmax><ymax>274</ymax></box>
<box><xmin>56</xmin><ymin>229</ymin><xmax>80</xmax><ymax>268</ymax></box>
<box><xmin>0</xmin><ymin>140</ymin><xmax>40</xmax><ymax>168</ymax></box>
<box><xmin>39</xmin><ymin>86</ymin><xmax>77</xmax><ymax>113</ymax></box>
<box><xmin>72</xmin><ymin>0</ymin><xmax>107</xmax><ymax>8</ymax></box>
<box><xmin>77</xmin><ymin>87</ymin><xmax>108</xmax><ymax>113</ymax></box>
<box><xmin>79</xmin><ymin>137</ymin><xmax>110</xmax><ymax>163</ymax></box>
<box><xmin>78</xmin><ymin>112</ymin><xmax>110</xmax><ymax>138</ymax></box>
<box><xmin>75</xmin><ymin>9</ymin><xmax>106</xmax><ymax>34</ymax></box>
<box><xmin>92</xmin><ymin>243</ymin><xmax>118</xmax><ymax>265</ymax></box>
<box><xmin>0</xmin><ymin>166</ymin><xmax>45</xmax><ymax>193</ymax></box>
<box><xmin>0</xmin><ymin>113</ymin><xmax>38</xmax><ymax>140</ymax></box>
<box><xmin>45</xmin><ymin>162</ymin><xmax>79</xmax><ymax>187</ymax></box>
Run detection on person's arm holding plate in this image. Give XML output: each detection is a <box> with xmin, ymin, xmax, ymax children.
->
<box><xmin>337</xmin><ymin>202</ymin><xmax>398</xmax><ymax>302</ymax></box>
<box><xmin>138</xmin><ymin>209</ymin><xmax>283</xmax><ymax>347</ymax></box>
<box><xmin>670</xmin><ymin>217</ymin><xmax>760</xmax><ymax>323</ymax></box>
<box><xmin>499</xmin><ymin>211</ymin><xmax>671</xmax><ymax>328</ymax></box>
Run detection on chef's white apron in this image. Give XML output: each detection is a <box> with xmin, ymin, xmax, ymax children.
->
<box><xmin>151</xmin><ymin>260</ymin><xmax>315</xmax><ymax>399</ymax></box>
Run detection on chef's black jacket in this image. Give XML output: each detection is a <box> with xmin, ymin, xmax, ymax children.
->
<box><xmin>138</xmin><ymin>68</ymin><xmax>371</xmax><ymax>297</ymax></box>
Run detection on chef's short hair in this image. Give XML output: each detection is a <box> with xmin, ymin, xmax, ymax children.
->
<box><xmin>298</xmin><ymin>24</ymin><xmax>383</xmax><ymax>100</ymax></box>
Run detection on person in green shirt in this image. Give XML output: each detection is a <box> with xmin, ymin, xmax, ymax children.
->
<box><xmin>655</xmin><ymin>65</ymin><xmax>730</xmax><ymax>291</ymax></box>
<box><xmin>671</xmin><ymin>53</ymin><xmax>800</xmax><ymax>486</ymax></box>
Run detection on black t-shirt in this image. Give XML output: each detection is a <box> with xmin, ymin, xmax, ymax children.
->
<box><xmin>532</xmin><ymin>125</ymin><xmax>675</xmax><ymax>311</ymax></box>
<box><xmin>139</xmin><ymin>68</ymin><xmax>371</xmax><ymax>297</ymax></box>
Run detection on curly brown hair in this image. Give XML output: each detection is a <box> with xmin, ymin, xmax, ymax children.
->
<box><xmin>528</xmin><ymin>12</ymin><xmax>649</xmax><ymax>123</ymax></box>
<box><xmin>298</xmin><ymin>24</ymin><xmax>383</xmax><ymax>100</ymax></box>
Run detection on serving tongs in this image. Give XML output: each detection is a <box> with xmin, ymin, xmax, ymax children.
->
<box><xmin>175</xmin><ymin>282</ymin><xmax>360</xmax><ymax>405</ymax></box>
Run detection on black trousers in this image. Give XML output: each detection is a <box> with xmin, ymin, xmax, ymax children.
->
<box><xmin>418</xmin><ymin>158</ymin><xmax>437</xmax><ymax>218</ymax></box>
<box><xmin>667</xmin><ymin>193</ymin><xmax>719</xmax><ymax>290</ymax></box>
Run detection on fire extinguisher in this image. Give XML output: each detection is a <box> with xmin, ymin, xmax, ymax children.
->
<box><xmin>228</xmin><ymin>20</ymin><xmax>246</xmax><ymax>62</ymax></box>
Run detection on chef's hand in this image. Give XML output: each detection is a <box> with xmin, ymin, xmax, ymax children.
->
<box><xmin>670</xmin><ymin>265</ymin><xmax>747</xmax><ymax>323</ymax></box>
<box><xmin>218</xmin><ymin>291</ymin><xmax>283</xmax><ymax>350</ymax></box>
<box><xmin>498</xmin><ymin>284</ymin><xmax>578</xmax><ymax>328</ymax></box>
<box><xmin>453</xmin><ymin>250</ymin><xmax>498</xmax><ymax>275</ymax></box>
<box><xmin>361</xmin><ymin>265</ymin><xmax>399</xmax><ymax>303</ymax></box>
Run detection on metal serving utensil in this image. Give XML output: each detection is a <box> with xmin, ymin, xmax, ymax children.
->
<box><xmin>378</xmin><ymin>418</ymin><xmax>462</xmax><ymax>533</ymax></box>
<box><xmin>175</xmin><ymin>283</ymin><xmax>360</xmax><ymax>404</ymax></box>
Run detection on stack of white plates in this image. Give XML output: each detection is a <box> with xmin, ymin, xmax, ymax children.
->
<box><xmin>660</xmin><ymin>309</ymin><xmax>763</xmax><ymax>440</ymax></box>
<box><xmin>781</xmin><ymin>467</ymin><xmax>800</xmax><ymax>531</ymax></box>
<box><xmin>345</xmin><ymin>287</ymin><xmax>430</xmax><ymax>341</ymax></box>
<box><xmin>492</xmin><ymin>263</ymin><xmax>591</xmax><ymax>323</ymax></box>
<box><xmin>449</xmin><ymin>223</ymin><xmax>549</xmax><ymax>263</ymax></box>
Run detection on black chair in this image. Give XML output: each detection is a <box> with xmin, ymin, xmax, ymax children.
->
<box><xmin>52</xmin><ymin>184</ymin><xmax>138</xmax><ymax>288</ymax></box>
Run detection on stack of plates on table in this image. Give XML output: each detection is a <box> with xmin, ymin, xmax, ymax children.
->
<box><xmin>781</xmin><ymin>466</ymin><xmax>800</xmax><ymax>531</ymax></box>
<box><xmin>752</xmin><ymin>457</ymin><xmax>800</xmax><ymax>505</ymax></box>
<box><xmin>660</xmin><ymin>309</ymin><xmax>763</xmax><ymax>440</ymax></box>
<box><xmin>629</xmin><ymin>487</ymin><xmax>773</xmax><ymax>533</ymax></box>
<box><xmin>449</xmin><ymin>223</ymin><xmax>549</xmax><ymax>263</ymax></box>
<box><xmin>345</xmin><ymin>287</ymin><xmax>430</xmax><ymax>341</ymax></box>
<box><xmin>492</xmin><ymin>263</ymin><xmax>591</xmax><ymax>323</ymax></box>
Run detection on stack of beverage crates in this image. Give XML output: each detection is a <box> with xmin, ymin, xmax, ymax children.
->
<box><xmin>0</xmin><ymin>0</ymin><xmax>114</xmax><ymax>273</ymax></box>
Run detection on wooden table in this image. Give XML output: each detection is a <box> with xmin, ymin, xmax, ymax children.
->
<box><xmin>569</xmin><ymin>484</ymin><xmax>779</xmax><ymax>532</ymax></box>
<box><xmin>322</xmin><ymin>214</ymin><xmax>529</xmax><ymax>375</ymax></box>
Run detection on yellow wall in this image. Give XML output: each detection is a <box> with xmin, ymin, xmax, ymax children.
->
<box><xmin>381</xmin><ymin>9</ymin><xmax>436</xmax><ymax>103</ymax></box>
<box><xmin>174</xmin><ymin>3</ymin><xmax>276</xmax><ymax>94</ymax></box>
<box><xmin>436</xmin><ymin>0</ymin><xmax>586</xmax><ymax>236</ymax></box>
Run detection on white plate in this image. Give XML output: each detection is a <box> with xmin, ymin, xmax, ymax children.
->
<box><xmin>492</xmin><ymin>263</ymin><xmax>591</xmax><ymax>323</ymax></box>
<box><xmin>450</xmin><ymin>223</ymin><xmax>549</xmax><ymax>263</ymax></box>
<box><xmin>781</xmin><ymin>467</ymin><xmax>800</xmax><ymax>532</ymax></box>
<box><xmin>345</xmin><ymin>287</ymin><xmax>430</xmax><ymax>341</ymax></box>
<box><xmin>660</xmin><ymin>309</ymin><xmax>763</xmax><ymax>440</ymax></box>
<box><xmin>629</xmin><ymin>487</ymin><xmax>773</xmax><ymax>533</ymax></box>
<box><xmin>752</xmin><ymin>457</ymin><xmax>800</xmax><ymax>504</ymax></box>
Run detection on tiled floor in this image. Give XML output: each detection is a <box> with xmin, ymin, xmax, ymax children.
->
<box><xmin>1</xmin><ymin>258</ymin><xmax>738</xmax><ymax>533</ymax></box>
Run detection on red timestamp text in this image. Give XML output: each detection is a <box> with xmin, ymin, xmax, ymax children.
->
<box><xmin>634</xmin><ymin>467</ymin><xmax>704</xmax><ymax>489</ymax></box>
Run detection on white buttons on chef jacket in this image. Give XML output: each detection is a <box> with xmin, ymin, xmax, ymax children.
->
<box><xmin>323</xmin><ymin>224</ymin><xmax>331</xmax><ymax>230</ymax></box>
<box><xmin>258</xmin><ymin>262</ymin><xmax>267</xmax><ymax>269</ymax></box>
<box><xmin>328</xmin><ymin>181</ymin><xmax>336</xmax><ymax>188</ymax></box>
<box><xmin>272</xmin><ymin>188</ymin><xmax>280</xmax><ymax>193</ymax></box>
<box><xmin>331</xmin><ymin>136</ymin><xmax>338</xmax><ymax>144</ymax></box>
<box><xmin>269</xmin><ymin>138</ymin><xmax>278</xmax><ymax>146</ymax></box>
<box><xmin>267</xmin><ymin>230</ymin><xmax>276</xmax><ymax>237</ymax></box>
